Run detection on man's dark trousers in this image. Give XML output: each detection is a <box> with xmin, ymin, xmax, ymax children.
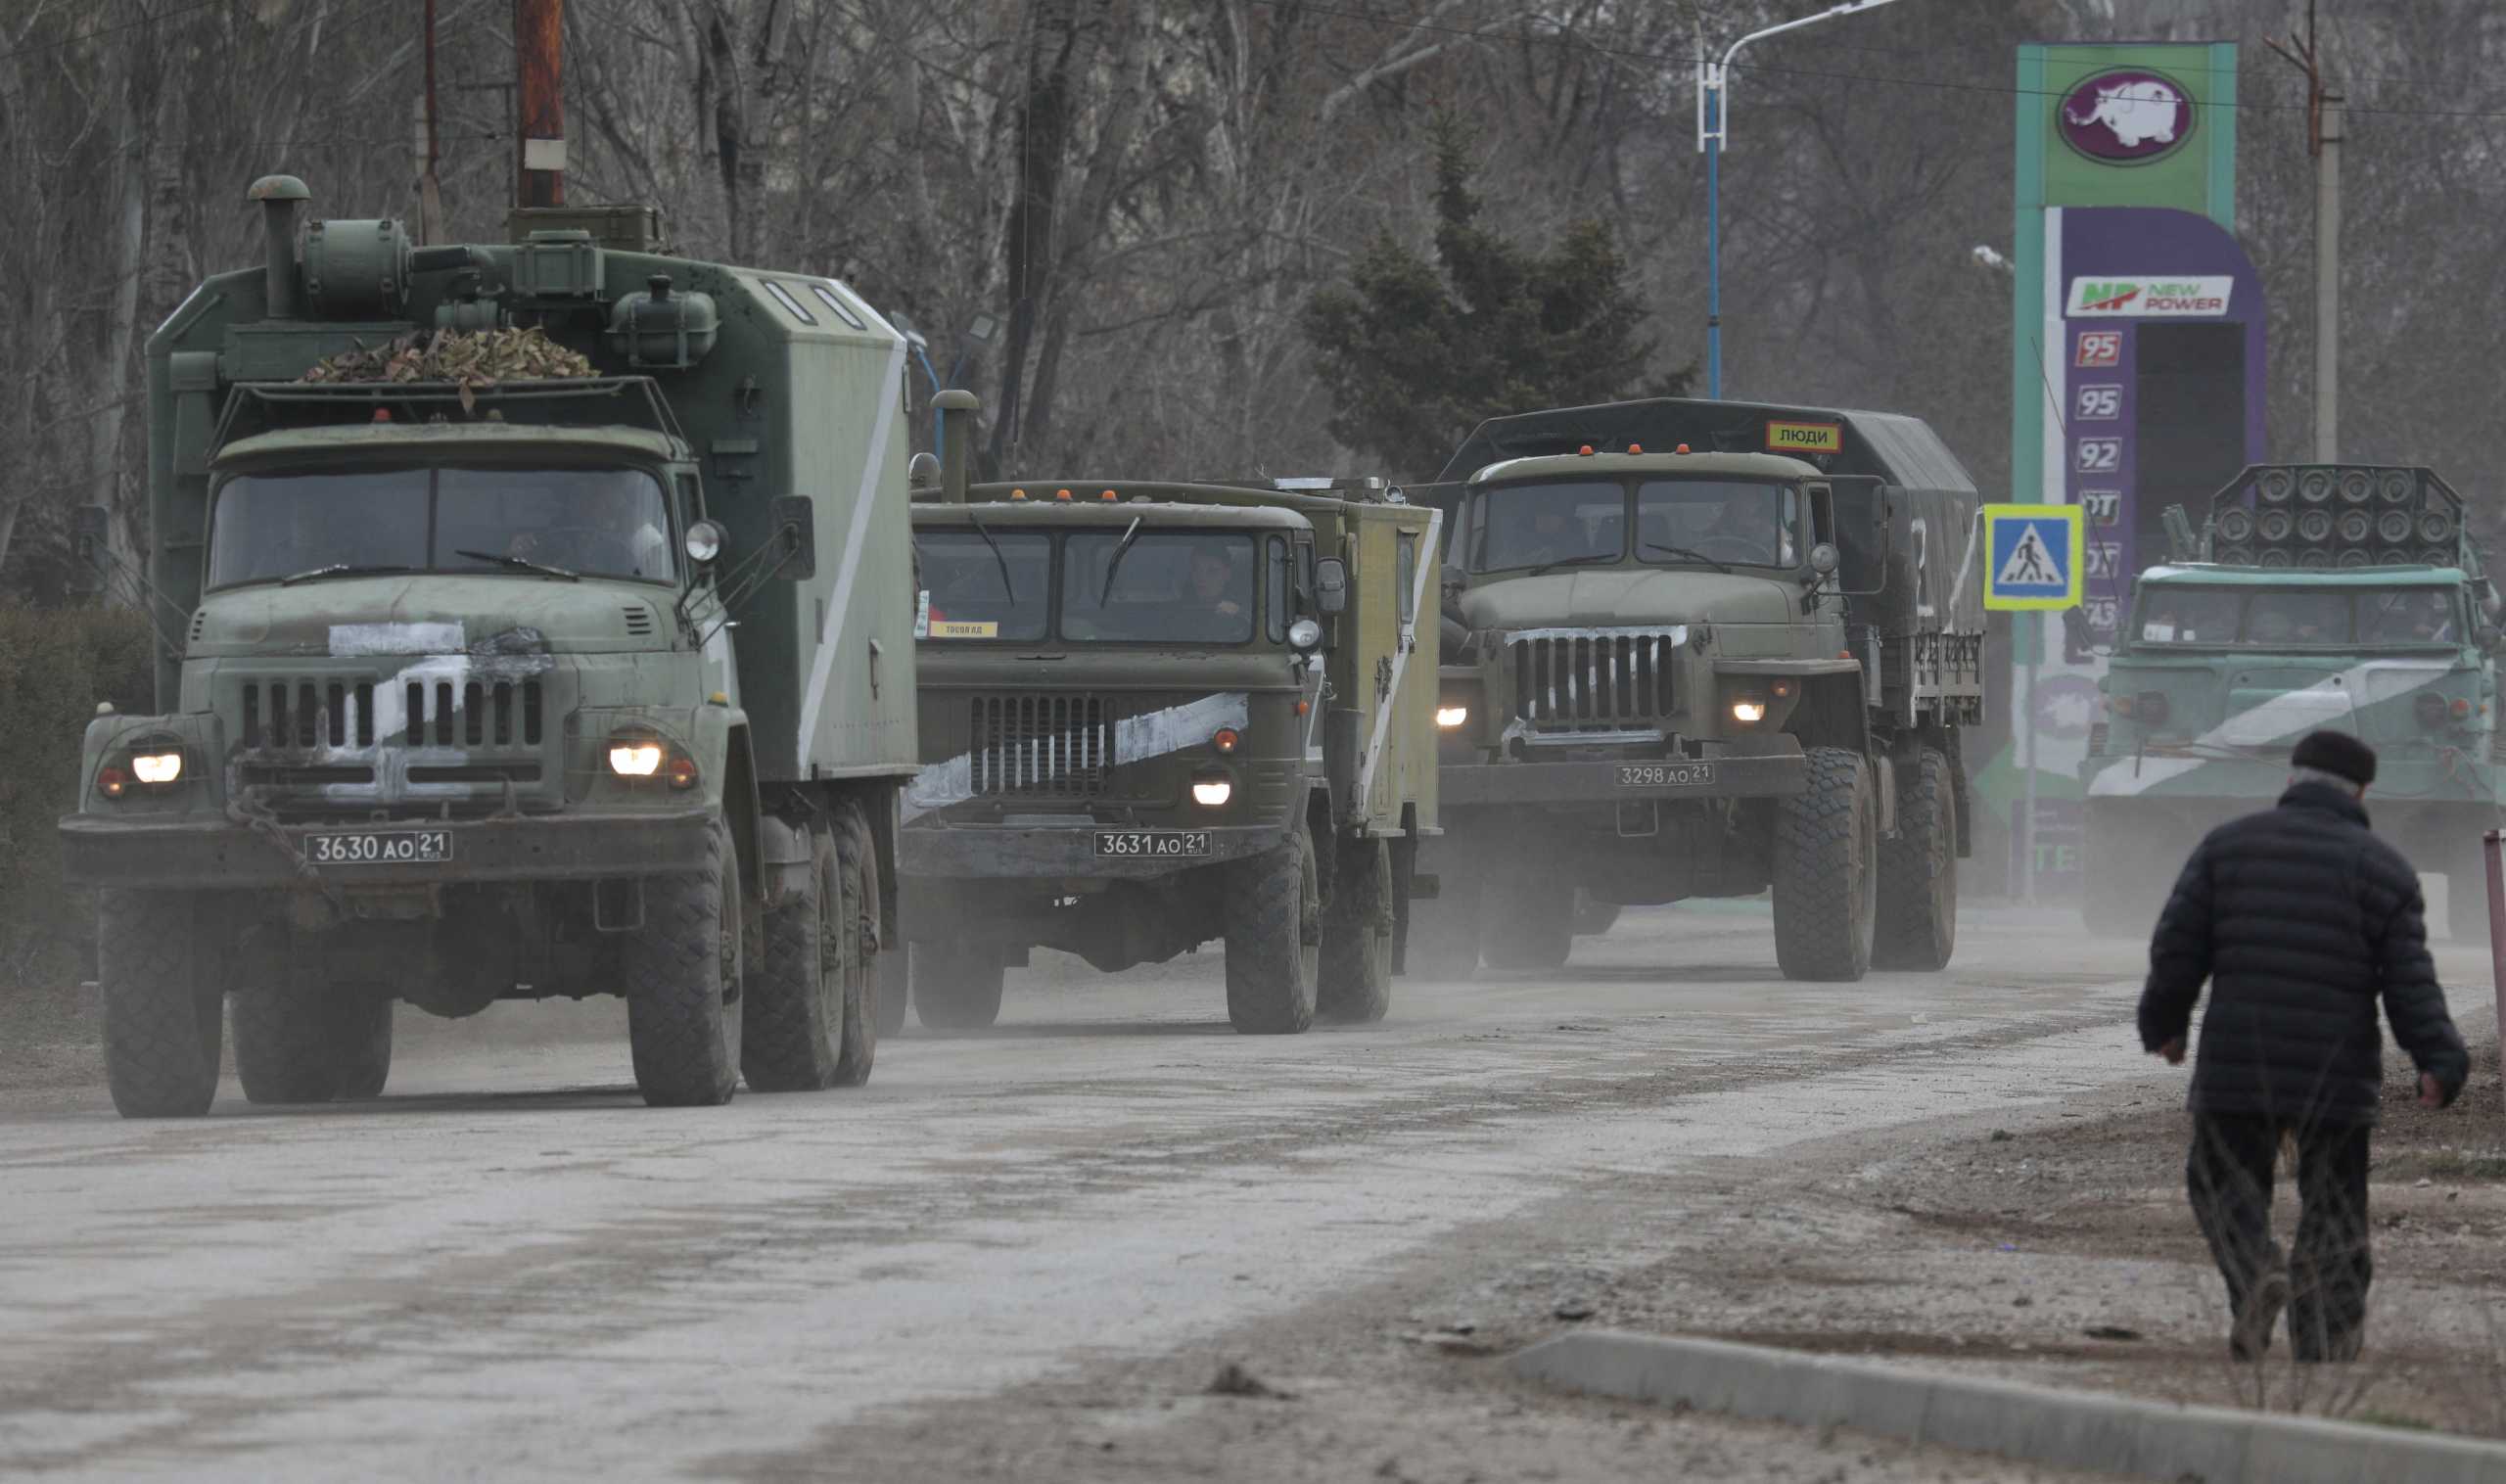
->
<box><xmin>2188</xmin><ymin>1112</ymin><xmax>2372</xmax><ymax>1362</ymax></box>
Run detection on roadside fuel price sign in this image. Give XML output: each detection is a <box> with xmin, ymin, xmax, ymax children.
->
<box><xmin>1982</xmin><ymin>504</ymin><xmax>2084</xmax><ymax>612</ymax></box>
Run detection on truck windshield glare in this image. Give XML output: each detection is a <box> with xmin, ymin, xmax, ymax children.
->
<box><xmin>2135</xmin><ymin>587</ymin><xmax>2462</xmax><ymax>647</ymax></box>
<box><xmin>1061</xmin><ymin>532</ymin><xmax>1256</xmax><ymax>643</ymax></box>
<box><xmin>1470</xmin><ymin>478</ymin><xmax>1800</xmax><ymax>572</ymax></box>
<box><xmin>208</xmin><ymin>465</ymin><xmax>676</xmax><ymax>588</ymax></box>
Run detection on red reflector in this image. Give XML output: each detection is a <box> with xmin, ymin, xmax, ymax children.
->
<box><xmin>372</xmin><ymin>408</ymin><xmax>393</xmax><ymax>423</ymax></box>
<box><xmin>2453</xmin><ymin>698</ymin><xmax>2473</xmax><ymax>719</ymax></box>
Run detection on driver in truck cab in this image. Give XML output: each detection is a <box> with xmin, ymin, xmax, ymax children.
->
<box><xmin>1189</xmin><ymin>542</ymin><xmax>1247</xmax><ymax>620</ymax></box>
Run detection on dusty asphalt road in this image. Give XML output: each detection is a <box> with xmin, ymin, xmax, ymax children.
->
<box><xmin>3</xmin><ymin>903</ymin><xmax>2485</xmax><ymax>1481</ymax></box>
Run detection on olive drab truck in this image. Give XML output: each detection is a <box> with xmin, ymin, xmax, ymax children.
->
<box><xmin>1412</xmin><ymin>398</ymin><xmax>1986</xmax><ymax>982</ymax></box>
<box><xmin>888</xmin><ymin>394</ymin><xmax>1440</xmax><ymax>1034</ymax></box>
<box><xmin>2080</xmin><ymin>463</ymin><xmax>2502</xmax><ymax>941</ymax></box>
<box><xmin>60</xmin><ymin>175</ymin><xmax>919</xmax><ymax>1116</ymax></box>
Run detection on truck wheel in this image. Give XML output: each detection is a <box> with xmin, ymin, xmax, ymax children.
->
<box><xmin>1873</xmin><ymin>747</ymin><xmax>1958</xmax><ymax>971</ymax></box>
<box><xmin>233</xmin><ymin>981</ymin><xmax>394</xmax><ymax>1103</ymax></box>
<box><xmin>913</xmin><ymin>940</ymin><xmax>1005</xmax><ymax>1030</ymax></box>
<box><xmin>1482</xmin><ymin>872</ymin><xmax>1573</xmax><ymax>971</ymax></box>
<box><xmin>741</xmin><ymin>823</ymin><xmax>845</xmax><ymax>1091</ymax></box>
<box><xmin>1571</xmin><ymin>892</ymin><xmax>1623</xmax><ymax>937</ymax></box>
<box><xmin>828</xmin><ymin>802</ymin><xmax>880</xmax><ymax>1088</ymax></box>
<box><xmin>1773</xmin><ymin>747</ymin><xmax>1877</xmax><ymax>982</ymax></box>
<box><xmin>1403</xmin><ymin>846</ymin><xmax>1482</xmax><ymax>980</ymax></box>
<box><xmin>874</xmin><ymin>943</ymin><xmax>911</xmax><ymax>1038</ymax></box>
<box><xmin>625</xmin><ymin>812</ymin><xmax>742</xmax><ymax>1107</ymax></box>
<box><xmin>1318</xmin><ymin>838</ymin><xmax>1394</xmax><ymax>1024</ymax></box>
<box><xmin>100</xmin><ymin>890</ymin><xmax>225</xmax><ymax>1119</ymax></box>
<box><xmin>1225</xmin><ymin>826</ymin><xmax>1319</xmax><ymax>1034</ymax></box>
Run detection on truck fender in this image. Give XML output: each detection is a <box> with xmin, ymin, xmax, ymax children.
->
<box><xmin>689</xmin><ymin>706</ymin><xmax>763</xmax><ymax>897</ymax></box>
<box><xmin>754</xmin><ymin>813</ymin><xmax>815</xmax><ymax>909</ymax></box>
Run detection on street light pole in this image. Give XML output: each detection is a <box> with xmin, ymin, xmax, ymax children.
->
<box><xmin>1696</xmin><ymin>0</ymin><xmax>1905</xmax><ymax>398</ymax></box>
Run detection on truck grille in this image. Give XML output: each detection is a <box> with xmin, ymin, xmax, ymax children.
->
<box><xmin>1508</xmin><ymin>629</ymin><xmax>1680</xmax><ymax>726</ymax></box>
<box><xmin>239</xmin><ymin>678</ymin><xmax>542</xmax><ymax>749</ymax></box>
<box><xmin>970</xmin><ymin>694</ymin><xmax>1114</xmax><ymax>797</ymax></box>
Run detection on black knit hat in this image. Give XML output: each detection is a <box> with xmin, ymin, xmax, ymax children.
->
<box><xmin>2291</xmin><ymin>729</ymin><xmax>2377</xmax><ymax>788</ymax></box>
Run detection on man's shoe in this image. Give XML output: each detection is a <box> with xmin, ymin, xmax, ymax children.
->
<box><xmin>2231</xmin><ymin>1269</ymin><xmax>2290</xmax><ymax>1362</ymax></box>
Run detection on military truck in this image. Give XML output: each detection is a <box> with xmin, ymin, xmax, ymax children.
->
<box><xmin>1412</xmin><ymin>398</ymin><xmax>1986</xmax><ymax>982</ymax></box>
<box><xmin>889</xmin><ymin>397</ymin><xmax>1440</xmax><ymax>1034</ymax></box>
<box><xmin>2080</xmin><ymin>463</ymin><xmax>2500</xmax><ymax>940</ymax></box>
<box><xmin>59</xmin><ymin>175</ymin><xmax>919</xmax><ymax>1116</ymax></box>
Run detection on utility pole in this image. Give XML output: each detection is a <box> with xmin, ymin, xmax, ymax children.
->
<box><xmin>2267</xmin><ymin>3</ymin><xmax>2339</xmax><ymax>462</ymax></box>
<box><xmin>514</xmin><ymin>0</ymin><xmax>566</xmax><ymax>208</ymax></box>
<box><xmin>417</xmin><ymin>0</ymin><xmax>444</xmax><ymax>243</ymax></box>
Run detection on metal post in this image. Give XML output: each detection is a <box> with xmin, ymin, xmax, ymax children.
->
<box><xmin>2021</xmin><ymin>613</ymin><xmax>2039</xmax><ymax>904</ymax></box>
<box><xmin>418</xmin><ymin>0</ymin><xmax>443</xmax><ymax>244</ymax></box>
<box><xmin>1705</xmin><ymin>75</ymin><xmax>1723</xmax><ymax>398</ymax></box>
<box><xmin>2486</xmin><ymin>830</ymin><xmax>2505</xmax><ymax>1107</ymax></box>
<box><xmin>2313</xmin><ymin>92</ymin><xmax>2342</xmax><ymax>463</ymax></box>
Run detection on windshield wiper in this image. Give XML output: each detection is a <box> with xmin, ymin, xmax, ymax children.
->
<box><xmin>965</xmin><ymin>509</ymin><xmax>1017</xmax><ymax>601</ymax></box>
<box><xmin>1525</xmin><ymin>552</ymin><xmax>1618</xmax><ymax>578</ymax></box>
<box><xmin>1639</xmin><ymin>541</ymin><xmax>1734</xmax><ymax>574</ymax></box>
<box><xmin>454</xmin><ymin>549</ymin><xmax>580</xmax><ymax>581</ymax></box>
<box><xmin>279</xmin><ymin>563</ymin><xmax>413</xmax><ymax>586</ymax></box>
<box><xmin>1098</xmin><ymin>515</ymin><xmax>1145</xmax><ymax>605</ymax></box>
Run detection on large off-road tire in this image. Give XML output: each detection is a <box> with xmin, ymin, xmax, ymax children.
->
<box><xmin>741</xmin><ymin>822</ymin><xmax>848</xmax><ymax>1091</ymax></box>
<box><xmin>1873</xmin><ymin>746</ymin><xmax>1958</xmax><ymax>971</ymax></box>
<box><xmin>1773</xmin><ymin>747</ymin><xmax>1878</xmax><ymax>982</ymax></box>
<box><xmin>1481</xmin><ymin>870</ymin><xmax>1574</xmax><ymax>971</ymax></box>
<box><xmin>1402</xmin><ymin>844</ymin><xmax>1482</xmax><ymax>980</ymax></box>
<box><xmin>913</xmin><ymin>940</ymin><xmax>1005</xmax><ymax>1030</ymax></box>
<box><xmin>233</xmin><ymin>978</ymin><xmax>394</xmax><ymax>1104</ymax></box>
<box><xmin>625</xmin><ymin>812</ymin><xmax>742</xmax><ymax>1107</ymax></box>
<box><xmin>1571</xmin><ymin>891</ymin><xmax>1622</xmax><ymax>937</ymax></box>
<box><xmin>100</xmin><ymin>890</ymin><xmax>226</xmax><ymax>1119</ymax></box>
<box><xmin>828</xmin><ymin>803</ymin><xmax>880</xmax><ymax>1088</ymax></box>
<box><xmin>874</xmin><ymin>942</ymin><xmax>911</xmax><ymax>1038</ymax></box>
<box><xmin>1225</xmin><ymin>826</ymin><xmax>1319</xmax><ymax>1034</ymax></box>
<box><xmin>1317</xmin><ymin>837</ymin><xmax>1394</xmax><ymax>1024</ymax></box>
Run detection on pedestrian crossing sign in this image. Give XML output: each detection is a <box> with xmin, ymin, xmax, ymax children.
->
<box><xmin>1982</xmin><ymin>503</ymin><xmax>2084</xmax><ymax>612</ymax></box>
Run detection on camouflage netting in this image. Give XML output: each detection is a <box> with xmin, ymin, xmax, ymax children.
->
<box><xmin>299</xmin><ymin>327</ymin><xmax>595</xmax><ymax>409</ymax></box>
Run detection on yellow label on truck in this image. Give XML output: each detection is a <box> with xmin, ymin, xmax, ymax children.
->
<box><xmin>1766</xmin><ymin>420</ymin><xmax>1842</xmax><ymax>455</ymax></box>
<box><xmin>930</xmin><ymin>620</ymin><xmax>998</xmax><ymax>638</ymax></box>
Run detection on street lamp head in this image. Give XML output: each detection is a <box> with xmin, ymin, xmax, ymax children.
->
<box><xmin>965</xmin><ymin>311</ymin><xmax>1002</xmax><ymax>346</ymax></box>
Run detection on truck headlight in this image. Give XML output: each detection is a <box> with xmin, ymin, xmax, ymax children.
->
<box><xmin>608</xmin><ymin>739</ymin><xmax>666</xmax><ymax>776</ymax></box>
<box><xmin>1191</xmin><ymin>775</ymin><xmax>1233</xmax><ymax>808</ymax></box>
<box><xmin>1287</xmin><ymin>617</ymin><xmax>1323</xmax><ymax>651</ymax></box>
<box><xmin>129</xmin><ymin>751</ymin><xmax>184</xmax><ymax>784</ymax></box>
<box><xmin>1730</xmin><ymin>699</ymin><xmax>1767</xmax><ymax>723</ymax></box>
<box><xmin>1435</xmin><ymin>705</ymin><xmax>1470</xmax><ymax>729</ymax></box>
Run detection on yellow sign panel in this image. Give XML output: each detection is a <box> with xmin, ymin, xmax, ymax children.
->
<box><xmin>929</xmin><ymin>620</ymin><xmax>998</xmax><ymax>638</ymax></box>
<box><xmin>1981</xmin><ymin>503</ymin><xmax>2084</xmax><ymax>612</ymax></box>
<box><xmin>1765</xmin><ymin>419</ymin><xmax>1843</xmax><ymax>455</ymax></box>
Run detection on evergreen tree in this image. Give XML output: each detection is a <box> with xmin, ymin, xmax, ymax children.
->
<box><xmin>1303</xmin><ymin>116</ymin><xmax>1687</xmax><ymax>480</ymax></box>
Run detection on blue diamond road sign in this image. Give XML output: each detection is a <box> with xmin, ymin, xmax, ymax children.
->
<box><xmin>1983</xmin><ymin>503</ymin><xmax>2084</xmax><ymax>612</ymax></box>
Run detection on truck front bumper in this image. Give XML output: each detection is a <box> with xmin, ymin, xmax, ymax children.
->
<box><xmin>899</xmin><ymin>821</ymin><xmax>1285</xmax><ymax>881</ymax></box>
<box><xmin>1440</xmin><ymin>738</ymin><xmax>1808</xmax><ymax>809</ymax></box>
<box><xmin>59</xmin><ymin>807</ymin><xmax>718</xmax><ymax>891</ymax></box>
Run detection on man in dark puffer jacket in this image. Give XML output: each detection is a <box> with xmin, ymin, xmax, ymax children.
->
<box><xmin>2139</xmin><ymin>729</ymin><xmax>2469</xmax><ymax>1363</ymax></box>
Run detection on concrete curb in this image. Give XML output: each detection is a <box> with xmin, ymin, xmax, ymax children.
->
<box><xmin>1508</xmin><ymin>1329</ymin><xmax>2506</xmax><ymax>1484</ymax></box>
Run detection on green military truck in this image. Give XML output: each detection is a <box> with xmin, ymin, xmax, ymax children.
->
<box><xmin>1413</xmin><ymin>398</ymin><xmax>1986</xmax><ymax>982</ymax></box>
<box><xmin>889</xmin><ymin>397</ymin><xmax>1440</xmax><ymax>1033</ymax></box>
<box><xmin>60</xmin><ymin>175</ymin><xmax>918</xmax><ymax>1115</ymax></box>
<box><xmin>2081</xmin><ymin>463</ymin><xmax>2500</xmax><ymax>940</ymax></box>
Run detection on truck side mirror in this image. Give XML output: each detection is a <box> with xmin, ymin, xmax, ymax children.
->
<box><xmin>1314</xmin><ymin>557</ymin><xmax>1349</xmax><ymax>616</ymax></box>
<box><xmin>770</xmin><ymin>494</ymin><xmax>816</xmax><ymax>580</ymax></box>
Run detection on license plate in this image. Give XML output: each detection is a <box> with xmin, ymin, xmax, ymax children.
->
<box><xmin>305</xmin><ymin>829</ymin><xmax>452</xmax><ymax>865</ymax></box>
<box><xmin>1092</xmin><ymin>830</ymin><xmax>1213</xmax><ymax>858</ymax></box>
<box><xmin>1615</xmin><ymin>762</ymin><xmax>1718</xmax><ymax>789</ymax></box>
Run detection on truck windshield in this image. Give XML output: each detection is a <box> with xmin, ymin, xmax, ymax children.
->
<box><xmin>208</xmin><ymin>465</ymin><xmax>676</xmax><ymax>587</ymax></box>
<box><xmin>917</xmin><ymin>530</ymin><xmax>1050</xmax><ymax>640</ymax></box>
<box><xmin>1470</xmin><ymin>481</ymin><xmax>1623</xmax><ymax>573</ymax></box>
<box><xmin>2135</xmin><ymin>587</ymin><xmax>2461</xmax><ymax>647</ymax></box>
<box><xmin>1638</xmin><ymin>480</ymin><xmax>1799</xmax><ymax>568</ymax></box>
<box><xmin>1062</xmin><ymin>532</ymin><xmax>1256</xmax><ymax>643</ymax></box>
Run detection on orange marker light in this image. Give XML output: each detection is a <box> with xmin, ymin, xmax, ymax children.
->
<box><xmin>1055</xmin><ymin>487</ymin><xmax>1073</xmax><ymax>500</ymax></box>
<box><xmin>1675</xmin><ymin>443</ymin><xmax>1691</xmax><ymax>454</ymax></box>
<box><xmin>667</xmin><ymin>753</ymin><xmax>701</xmax><ymax>790</ymax></box>
<box><xmin>1212</xmin><ymin>727</ymin><xmax>1240</xmax><ymax>754</ymax></box>
<box><xmin>1578</xmin><ymin>444</ymin><xmax>1595</xmax><ymax>456</ymax></box>
<box><xmin>1628</xmin><ymin>443</ymin><xmax>1643</xmax><ymax>454</ymax></box>
<box><xmin>2453</xmin><ymin>698</ymin><xmax>2474</xmax><ymax>719</ymax></box>
<box><xmin>372</xmin><ymin>408</ymin><xmax>393</xmax><ymax>423</ymax></box>
<box><xmin>1294</xmin><ymin>700</ymin><xmax>1310</xmax><ymax>717</ymax></box>
<box><xmin>1010</xmin><ymin>487</ymin><xmax>1028</xmax><ymax>499</ymax></box>
<box><xmin>97</xmin><ymin>765</ymin><xmax>129</xmax><ymax>800</ymax></box>
<box><xmin>1100</xmin><ymin>489</ymin><xmax>1118</xmax><ymax>500</ymax></box>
